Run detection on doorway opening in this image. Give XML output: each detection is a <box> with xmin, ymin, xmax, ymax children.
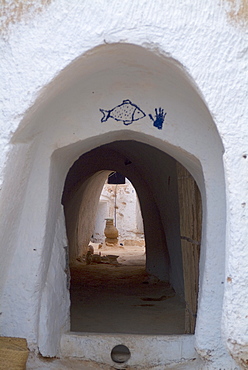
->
<box><xmin>62</xmin><ymin>140</ymin><xmax>202</xmax><ymax>336</ymax></box>
<box><xmin>92</xmin><ymin>174</ymin><xmax>145</xmax><ymax>265</ymax></box>
<box><xmin>92</xmin><ymin>174</ymin><xmax>145</xmax><ymax>248</ymax></box>
<box><xmin>4</xmin><ymin>43</ymin><xmax>225</xmax><ymax>361</ymax></box>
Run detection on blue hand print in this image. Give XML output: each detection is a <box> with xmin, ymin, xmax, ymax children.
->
<box><xmin>149</xmin><ymin>108</ymin><xmax>167</xmax><ymax>129</ymax></box>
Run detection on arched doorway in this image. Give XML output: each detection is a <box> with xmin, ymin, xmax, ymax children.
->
<box><xmin>62</xmin><ymin>141</ymin><xmax>199</xmax><ymax>335</ymax></box>
<box><xmin>1</xmin><ymin>44</ymin><xmax>225</xmax><ymax>365</ymax></box>
<box><xmin>62</xmin><ymin>141</ymin><xmax>185</xmax><ymax>294</ymax></box>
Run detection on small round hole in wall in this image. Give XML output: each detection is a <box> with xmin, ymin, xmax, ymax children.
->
<box><xmin>111</xmin><ymin>344</ymin><xmax>131</xmax><ymax>363</ymax></box>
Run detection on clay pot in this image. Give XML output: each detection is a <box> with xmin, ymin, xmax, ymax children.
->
<box><xmin>104</xmin><ymin>218</ymin><xmax>118</xmax><ymax>244</ymax></box>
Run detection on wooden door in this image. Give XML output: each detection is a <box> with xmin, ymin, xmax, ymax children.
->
<box><xmin>177</xmin><ymin>163</ymin><xmax>202</xmax><ymax>333</ymax></box>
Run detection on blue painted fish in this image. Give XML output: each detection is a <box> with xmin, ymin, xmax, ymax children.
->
<box><xmin>100</xmin><ymin>99</ymin><xmax>146</xmax><ymax>125</ymax></box>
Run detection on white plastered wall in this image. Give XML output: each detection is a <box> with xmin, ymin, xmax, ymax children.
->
<box><xmin>0</xmin><ymin>1</ymin><xmax>247</xmax><ymax>368</ymax></box>
<box><xmin>64</xmin><ymin>170</ymin><xmax>110</xmax><ymax>261</ymax></box>
<box><xmin>0</xmin><ymin>43</ymin><xmax>228</xmax><ymax>367</ymax></box>
<box><xmin>93</xmin><ymin>179</ymin><xmax>144</xmax><ymax>244</ymax></box>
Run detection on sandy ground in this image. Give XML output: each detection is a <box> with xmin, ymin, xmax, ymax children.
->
<box><xmin>82</xmin><ymin>242</ymin><xmax>147</xmax><ymax>266</ymax></box>
<box><xmin>70</xmin><ymin>243</ymin><xmax>185</xmax><ymax>335</ymax></box>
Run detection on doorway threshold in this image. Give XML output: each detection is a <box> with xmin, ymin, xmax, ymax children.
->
<box><xmin>60</xmin><ymin>332</ymin><xmax>197</xmax><ymax>368</ymax></box>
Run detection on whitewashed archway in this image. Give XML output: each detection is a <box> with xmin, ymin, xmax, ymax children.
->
<box><xmin>0</xmin><ymin>44</ymin><xmax>227</xmax><ymax>366</ymax></box>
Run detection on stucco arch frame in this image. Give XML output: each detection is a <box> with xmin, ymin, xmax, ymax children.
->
<box><xmin>1</xmin><ymin>43</ymin><xmax>226</xmax><ymax>364</ymax></box>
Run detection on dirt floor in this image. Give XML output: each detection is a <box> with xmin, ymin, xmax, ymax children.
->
<box><xmin>70</xmin><ymin>244</ymin><xmax>185</xmax><ymax>335</ymax></box>
<box><xmin>26</xmin><ymin>244</ymin><xmax>188</xmax><ymax>369</ymax></box>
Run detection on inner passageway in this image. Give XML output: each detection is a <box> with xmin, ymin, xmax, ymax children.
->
<box><xmin>63</xmin><ymin>140</ymin><xmax>201</xmax><ymax>335</ymax></box>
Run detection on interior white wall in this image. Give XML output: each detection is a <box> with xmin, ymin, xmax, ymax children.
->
<box><xmin>93</xmin><ymin>201</ymin><xmax>108</xmax><ymax>243</ymax></box>
<box><xmin>130</xmin><ymin>142</ymin><xmax>183</xmax><ymax>292</ymax></box>
<box><xmin>136</xmin><ymin>196</ymin><xmax>144</xmax><ymax>236</ymax></box>
<box><xmin>93</xmin><ymin>179</ymin><xmax>144</xmax><ymax>245</ymax></box>
<box><xmin>77</xmin><ymin>172</ymin><xmax>110</xmax><ymax>257</ymax></box>
<box><xmin>64</xmin><ymin>171</ymin><xmax>109</xmax><ymax>261</ymax></box>
<box><xmin>0</xmin><ymin>38</ymin><xmax>242</xmax><ymax>368</ymax></box>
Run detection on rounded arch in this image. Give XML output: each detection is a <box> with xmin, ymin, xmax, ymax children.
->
<box><xmin>62</xmin><ymin>140</ymin><xmax>185</xmax><ymax>293</ymax></box>
<box><xmin>0</xmin><ymin>43</ymin><xmax>226</xmax><ymax>363</ymax></box>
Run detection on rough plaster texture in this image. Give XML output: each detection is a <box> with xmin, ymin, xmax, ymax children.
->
<box><xmin>38</xmin><ymin>207</ymin><xmax>70</xmax><ymax>356</ymax></box>
<box><xmin>0</xmin><ymin>1</ymin><xmax>247</xmax><ymax>368</ymax></box>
